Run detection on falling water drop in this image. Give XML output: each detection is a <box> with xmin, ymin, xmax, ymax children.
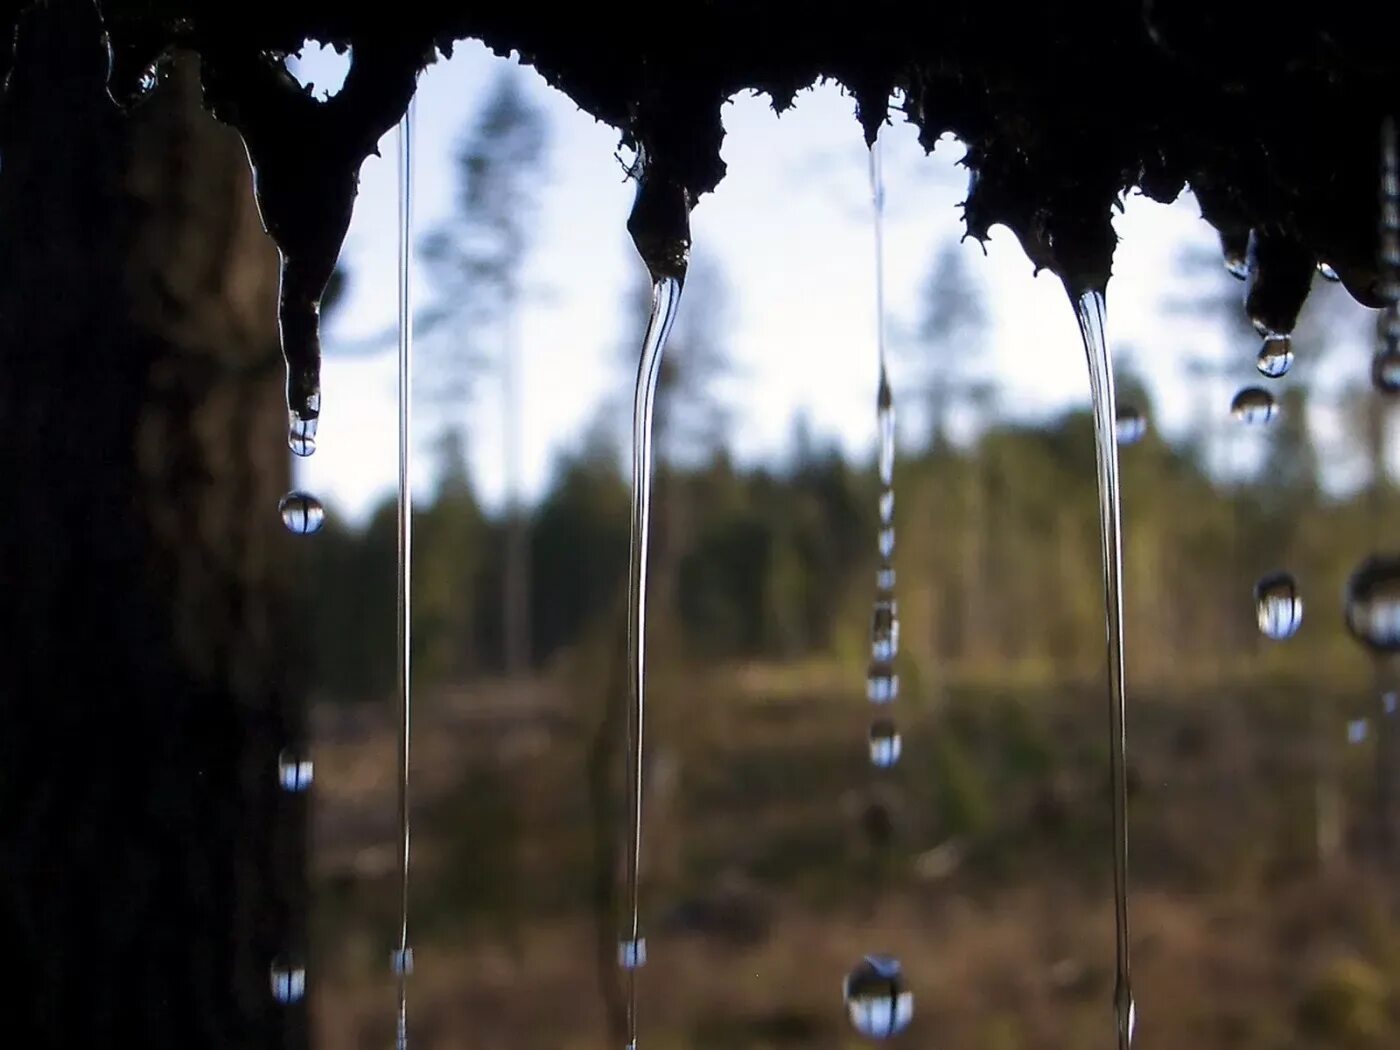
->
<box><xmin>875</xmin><ymin>566</ymin><xmax>896</xmax><ymax>592</ymax></box>
<box><xmin>1349</xmin><ymin>719</ymin><xmax>1372</xmax><ymax>745</ymax></box>
<box><xmin>1345</xmin><ymin>555</ymin><xmax>1400</xmax><ymax>652</ymax></box>
<box><xmin>877</xmin><ymin>526</ymin><xmax>895</xmax><ymax>560</ymax></box>
<box><xmin>1254</xmin><ymin>572</ymin><xmax>1303</xmax><ymax>640</ymax></box>
<box><xmin>844</xmin><ymin>955</ymin><xmax>914</xmax><ymax>1039</ymax></box>
<box><xmin>868</xmin><ymin>719</ymin><xmax>902</xmax><ymax>768</ymax></box>
<box><xmin>278</xmin><ymin>491</ymin><xmax>325</xmax><ymax>535</ymax></box>
<box><xmin>1377</xmin><ymin>118</ymin><xmax>1400</xmax><ymax>393</ymax></box>
<box><xmin>1256</xmin><ymin>337</ymin><xmax>1294</xmax><ymax>379</ymax></box>
<box><xmin>1068</xmin><ymin>286</ymin><xmax>1133</xmax><ymax>1050</ymax></box>
<box><xmin>620</xmin><ymin>147</ymin><xmax>692</xmax><ymax>1050</ymax></box>
<box><xmin>392</xmin><ymin>104</ymin><xmax>415</xmax><ymax>1050</ymax></box>
<box><xmin>867</xmin><ymin>661</ymin><xmax>899</xmax><ymax>704</ymax></box>
<box><xmin>270</xmin><ymin>957</ymin><xmax>306</xmax><ymax>1004</ymax></box>
<box><xmin>1230</xmin><ymin>386</ymin><xmax>1278</xmax><ymax>425</ymax></box>
<box><xmin>1115</xmin><ymin>407</ymin><xmax>1146</xmax><ymax>446</ymax></box>
<box><xmin>878</xmin><ymin>488</ymin><xmax>894</xmax><ymax>525</ymax></box>
<box><xmin>1317</xmin><ymin>262</ymin><xmax>1341</xmax><ymax>282</ymax></box>
<box><xmin>871</xmin><ymin>599</ymin><xmax>900</xmax><ymax>662</ymax></box>
<box><xmin>1373</xmin><ymin>339</ymin><xmax>1400</xmax><ymax>394</ymax></box>
<box><xmin>276</xmin><ymin>750</ymin><xmax>313</xmax><ymax>792</ymax></box>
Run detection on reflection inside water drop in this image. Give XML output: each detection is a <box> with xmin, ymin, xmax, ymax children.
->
<box><xmin>278</xmin><ymin>491</ymin><xmax>325</xmax><ymax>535</ymax></box>
<box><xmin>618</xmin><ymin>937</ymin><xmax>647</xmax><ymax>970</ymax></box>
<box><xmin>270</xmin><ymin>958</ymin><xmax>306</xmax><ymax>1003</ymax></box>
<box><xmin>1115</xmin><ymin>407</ymin><xmax>1146</xmax><ymax>446</ymax></box>
<box><xmin>277</xmin><ymin>750</ymin><xmax>313</xmax><ymax>792</ymax></box>
<box><xmin>868</xmin><ymin>719</ymin><xmax>902</xmax><ymax>768</ymax></box>
<box><xmin>1256</xmin><ymin>337</ymin><xmax>1294</xmax><ymax>379</ymax></box>
<box><xmin>844</xmin><ymin>955</ymin><xmax>913</xmax><ymax>1040</ymax></box>
<box><xmin>1230</xmin><ymin>386</ymin><xmax>1278</xmax><ymax>425</ymax></box>
<box><xmin>1254</xmin><ymin>572</ymin><xmax>1303</xmax><ymax>640</ymax></box>
<box><xmin>288</xmin><ymin>390</ymin><xmax>321</xmax><ymax>457</ymax></box>
<box><xmin>1345</xmin><ymin>555</ymin><xmax>1400</xmax><ymax>652</ymax></box>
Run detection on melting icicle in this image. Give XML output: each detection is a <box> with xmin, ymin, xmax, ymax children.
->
<box><xmin>270</xmin><ymin>957</ymin><xmax>306</xmax><ymax>1004</ymax></box>
<box><xmin>1346</xmin><ymin>556</ymin><xmax>1400</xmax><ymax>652</ymax></box>
<box><xmin>278</xmin><ymin>491</ymin><xmax>325</xmax><ymax>535</ymax></box>
<box><xmin>1376</xmin><ymin>117</ymin><xmax>1400</xmax><ymax>393</ymax></box>
<box><xmin>1256</xmin><ymin>338</ymin><xmax>1294</xmax><ymax>379</ymax></box>
<box><xmin>1220</xmin><ymin>230</ymin><xmax>1250</xmax><ymax>281</ymax></box>
<box><xmin>277</xmin><ymin>750</ymin><xmax>314</xmax><ymax>792</ymax></box>
<box><xmin>620</xmin><ymin>145</ymin><xmax>691</xmax><ymax>1050</ymax></box>
<box><xmin>1115</xmin><ymin>407</ymin><xmax>1147</xmax><ymax>446</ymax></box>
<box><xmin>844</xmin><ymin>955</ymin><xmax>914</xmax><ymax>1039</ymax></box>
<box><xmin>392</xmin><ymin>104</ymin><xmax>415</xmax><ymax>1050</ymax></box>
<box><xmin>1069</xmin><ymin>287</ymin><xmax>1134</xmax><ymax>1049</ymax></box>
<box><xmin>1254</xmin><ymin>572</ymin><xmax>1304</xmax><ymax>640</ymax></box>
<box><xmin>1230</xmin><ymin>386</ymin><xmax>1278</xmax><ymax>425</ymax></box>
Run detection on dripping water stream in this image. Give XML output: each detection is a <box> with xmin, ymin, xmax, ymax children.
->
<box><xmin>621</xmin><ymin>273</ymin><xmax>683</xmax><ymax>1050</ymax></box>
<box><xmin>393</xmin><ymin>102</ymin><xmax>415</xmax><ymax>1050</ymax></box>
<box><xmin>1070</xmin><ymin>288</ymin><xmax>1134</xmax><ymax>1048</ymax></box>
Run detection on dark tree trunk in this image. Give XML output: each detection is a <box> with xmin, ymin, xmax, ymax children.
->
<box><xmin>0</xmin><ymin>5</ymin><xmax>304</xmax><ymax>1047</ymax></box>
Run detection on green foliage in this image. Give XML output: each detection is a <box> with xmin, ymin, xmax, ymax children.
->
<box><xmin>1297</xmin><ymin>957</ymin><xmax>1389</xmax><ymax>1046</ymax></box>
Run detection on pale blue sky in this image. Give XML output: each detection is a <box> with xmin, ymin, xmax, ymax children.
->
<box><xmin>289</xmin><ymin>41</ymin><xmax>1379</xmax><ymax>522</ymax></box>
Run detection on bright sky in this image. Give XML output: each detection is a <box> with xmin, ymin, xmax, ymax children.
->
<box><xmin>289</xmin><ymin>41</ymin><xmax>1380</xmax><ymax>522</ymax></box>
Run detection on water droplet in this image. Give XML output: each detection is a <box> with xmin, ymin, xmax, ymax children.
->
<box><xmin>1221</xmin><ymin>231</ymin><xmax>1250</xmax><ymax>281</ymax></box>
<box><xmin>878</xmin><ymin>526</ymin><xmax>895</xmax><ymax>560</ymax></box>
<box><xmin>1345</xmin><ymin>555</ymin><xmax>1400</xmax><ymax>652</ymax></box>
<box><xmin>867</xmin><ymin>663</ymin><xmax>899</xmax><ymax>704</ymax></box>
<box><xmin>1386</xmin><ymin>692</ymin><xmax>1398</xmax><ymax>716</ymax></box>
<box><xmin>288</xmin><ymin>390</ymin><xmax>321</xmax><ymax>456</ymax></box>
<box><xmin>270</xmin><ymin>958</ymin><xmax>306</xmax><ymax>1003</ymax></box>
<box><xmin>278</xmin><ymin>491</ymin><xmax>325</xmax><ymax>535</ymax></box>
<box><xmin>391</xmin><ymin>947</ymin><xmax>414</xmax><ymax>975</ymax></box>
<box><xmin>1317</xmin><ymin>262</ymin><xmax>1341</xmax><ymax>282</ymax></box>
<box><xmin>618</xmin><ymin>938</ymin><xmax>647</xmax><ymax>970</ymax></box>
<box><xmin>1372</xmin><ymin>315</ymin><xmax>1400</xmax><ymax>393</ymax></box>
<box><xmin>136</xmin><ymin>66</ymin><xmax>158</xmax><ymax>96</ymax></box>
<box><xmin>878</xmin><ymin>488</ymin><xmax>894</xmax><ymax>525</ymax></box>
<box><xmin>277</xmin><ymin>750</ymin><xmax>313</xmax><ymax>792</ymax></box>
<box><xmin>1115</xmin><ymin>407</ymin><xmax>1146</xmax><ymax>446</ymax></box>
<box><xmin>1256</xmin><ymin>337</ymin><xmax>1294</xmax><ymax>378</ymax></box>
<box><xmin>1230</xmin><ymin>386</ymin><xmax>1278</xmax><ymax>425</ymax></box>
<box><xmin>1348</xmin><ymin>719</ymin><xmax>1371</xmax><ymax>745</ymax></box>
<box><xmin>876</xmin><ymin>566</ymin><xmax>896</xmax><ymax>592</ymax></box>
<box><xmin>844</xmin><ymin>955</ymin><xmax>914</xmax><ymax>1040</ymax></box>
<box><xmin>1254</xmin><ymin>572</ymin><xmax>1303</xmax><ymax>640</ymax></box>
<box><xmin>871</xmin><ymin>599</ymin><xmax>900</xmax><ymax>662</ymax></box>
<box><xmin>1115</xmin><ymin>981</ymin><xmax>1136</xmax><ymax>1046</ymax></box>
<box><xmin>869</xmin><ymin>719</ymin><xmax>902</xmax><ymax>768</ymax></box>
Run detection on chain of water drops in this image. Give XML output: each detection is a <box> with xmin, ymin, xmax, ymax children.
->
<box><xmin>841</xmin><ymin>134</ymin><xmax>914</xmax><ymax>1045</ymax></box>
<box><xmin>1376</xmin><ymin>116</ymin><xmax>1400</xmax><ymax>392</ymax></box>
<box><xmin>392</xmin><ymin>102</ymin><xmax>416</xmax><ymax>1050</ymax></box>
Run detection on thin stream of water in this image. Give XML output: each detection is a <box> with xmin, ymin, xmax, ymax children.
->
<box><xmin>621</xmin><ymin>273</ymin><xmax>683</xmax><ymax>1050</ymax></box>
<box><xmin>1070</xmin><ymin>287</ymin><xmax>1134</xmax><ymax>1049</ymax></box>
<box><xmin>393</xmin><ymin>102</ymin><xmax>415</xmax><ymax>1050</ymax></box>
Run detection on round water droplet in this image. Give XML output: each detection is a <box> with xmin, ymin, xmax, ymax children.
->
<box><xmin>1345</xmin><ymin>555</ymin><xmax>1400</xmax><ymax>652</ymax></box>
<box><xmin>1347</xmin><ymin>719</ymin><xmax>1370</xmax><ymax>745</ymax></box>
<box><xmin>618</xmin><ymin>938</ymin><xmax>647</xmax><ymax>970</ymax></box>
<box><xmin>1256</xmin><ymin>336</ymin><xmax>1293</xmax><ymax>378</ymax></box>
<box><xmin>875</xmin><ymin>566</ymin><xmax>896</xmax><ymax>592</ymax></box>
<box><xmin>867</xmin><ymin>663</ymin><xmax>899</xmax><ymax>704</ymax></box>
<box><xmin>1115</xmin><ymin>407</ymin><xmax>1146</xmax><ymax>446</ymax></box>
<box><xmin>878</xmin><ymin>527</ymin><xmax>895</xmax><ymax>560</ymax></box>
<box><xmin>844</xmin><ymin>955</ymin><xmax>914</xmax><ymax>1040</ymax></box>
<box><xmin>869</xmin><ymin>719</ymin><xmax>902</xmax><ymax>768</ymax></box>
<box><xmin>871</xmin><ymin>599</ymin><xmax>900</xmax><ymax>662</ymax></box>
<box><xmin>878</xmin><ymin>488</ymin><xmax>894</xmax><ymax>525</ymax></box>
<box><xmin>270</xmin><ymin>958</ymin><xmax>306</xmax><ymax>1003</ymax></box>
<box><xmin>1317</xmin><ymin>262</ymin><xmax>1341</xmax><ymax>282</ymax></box>
<box><xmin>277</xmin><ymin>750</ymin><xmax>314</xmax><ymax>792</ymax></box>
<box><xmin>278</xmin><ymin>491</ymin><xmax>325</xmax><ymax>535</ymax></box>
<box><xmin>1254</xmin><ymin>572</ymin><xmax>1303</xmax><ymax>640</ymax></box>
<box><xmin>1230</xmin><ymin>386</ymin><xmax>1278</xmax><ymax>425</ymax></box>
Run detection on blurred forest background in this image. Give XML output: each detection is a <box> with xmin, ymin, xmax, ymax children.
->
<box><xmin>301</xmin><ymin>69</ymin><xmax>1400</xmax><ymax>1050</ymax></box>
